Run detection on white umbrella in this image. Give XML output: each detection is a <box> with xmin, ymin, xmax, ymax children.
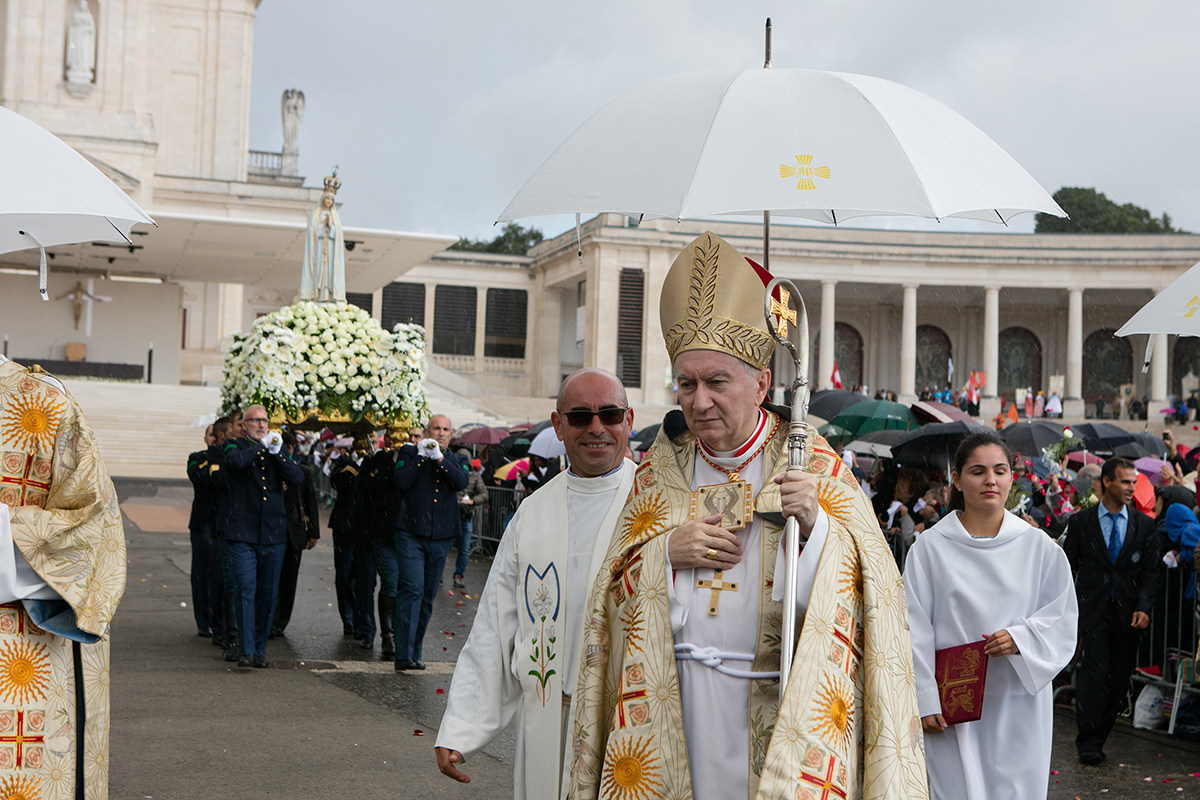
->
<box><xmin>527</xmin><ymin>426</ymin><xmax>567</xmax><ymax>459</ymax></box>
<box><xmin>1115</xmin><ymin>260</ymin><xmax>1200</xmax><ymax>371</ymax></box>
<box><xmin>0</xmin><ymin>106</ymin><xmax>155</xmax><ymax>299</ymax></box>
<box><xmin>499</xmin><ymin>68</ymin><xmax>1064</xmax><ymax>228</ymax></box>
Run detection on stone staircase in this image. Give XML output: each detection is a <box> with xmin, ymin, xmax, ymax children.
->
<box><xmin>63</xmin><ymin>380</ymin><xmax>222</xmax><ymax>480</ymax></box>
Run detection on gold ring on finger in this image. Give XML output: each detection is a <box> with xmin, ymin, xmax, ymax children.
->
<box><xmin>705</xmin><ymin>547</ymin><xmax>718</xmax><ymax>560</ymax></box>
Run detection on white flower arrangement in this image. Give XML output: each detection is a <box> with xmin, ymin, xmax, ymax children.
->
<box><xmin>221</xmin><ymin>301</ymin><xmax>429</xmax><ymax>427</ymax></box>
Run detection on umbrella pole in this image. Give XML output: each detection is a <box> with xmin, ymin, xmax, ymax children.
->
<box><xmin>763</xmin><ymin>211</ymin><xmax>770</xmax><ymax>272</ymax></box>
<box><xmin>762</xmin><ymin>18</ymin><xmax>772</xmax><ymax>272</ymax></box>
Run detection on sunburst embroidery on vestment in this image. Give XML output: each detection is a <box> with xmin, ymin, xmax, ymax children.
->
<box><xmin>618</xmin><ymin>492</ymin><xmax>669</xmax><ymax>548</ymax></box>
<box><xmin>0</xmin><ymin>641</ymin><xmax>50</xmax><ymax>705</ymax></box>
<box><xmin>0</xmin><ymin>773</ymin><xmax>40</xmax><ymax>800</ymax></box>
<box><xmin>1</xmin><ymin>394</ymin><xmax>63</xmax><ymax>454</ymax></box>
<box><xmin>811</xmin><ymin>673</ymin><xmax>855</xmax><ymax>753</ymax></box>
<box><xmin>838</xmin><ymin>556</ymin><xmax>863</xmax><ymax>612</ymax></box>
<box><xmin>601</xmin><ymin>735</ymin><xmax>663</xmax><ymax>800</ymax></box>
<box><xmin>619</xmin><ymin>601</ymin><xmax>645</xmax><ymax>656</ymax></box>
<box><xmin>817</xmin><ymin>482</ymin><xmax>855</xmax><ymax>527</ymax></box>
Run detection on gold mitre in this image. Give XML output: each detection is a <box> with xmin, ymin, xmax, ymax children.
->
<box><xmin>660</xmin><ymin>231</ymin><xmax>775</xmax><ymax>370</ymax></box>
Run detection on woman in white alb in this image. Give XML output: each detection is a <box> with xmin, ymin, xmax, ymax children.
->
<box><xmin>904</xmin><ymin>431</ymin><xmax>1078</xmax><ymax>800</ymax></box>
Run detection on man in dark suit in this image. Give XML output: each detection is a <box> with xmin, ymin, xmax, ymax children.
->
<box><xmin>272</xmin><ymin>431</ymin><xmax>320</xmax><ymax>637</ymax></box>
<box><xmin>186</xmin><ymin>424</ymin><xmax>218</xmax><ymax>638</ymax></box>
<box><xmin>1063</xmin><ymin>456</ymin><xmax>1162</xmax><ymax>764</ymax></box>
<box><xmin>358</xmin><ymin>431</ymin><xmax>409</xmax><ymax>661</ymax></box>
<box><xmin>187</xmin><ymin>418</ymin><xmax>234</xmax><ymax>650</ymax></box>
<box><xmin>221</xmin><ymin>405</ymin><xmax>305</xmax><ymax>668</ymax></box>
<box><xmin>393</xmin><ymin>414</ymin><xmax>469</xmax><ymax>670</ymax></box>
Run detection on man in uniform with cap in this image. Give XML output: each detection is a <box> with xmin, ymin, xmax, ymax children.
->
<box><xmin>571</xmin><ymin>232</ymin><xmax>926</xmax><ymax>800</ymax></box>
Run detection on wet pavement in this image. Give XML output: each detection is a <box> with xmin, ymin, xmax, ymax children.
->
<box><xmin>111</xmin><ymin>477</ymin><xmax>1200</xmax><ymax>799</ymax></box>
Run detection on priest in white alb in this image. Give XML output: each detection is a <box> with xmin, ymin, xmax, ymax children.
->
<box><xmin>571</xmin><ymin>232</ymin><xmax>926</xmax><ymax>800</ymax></box>
<box><xmin>435</xmin><ymin>368</ymin><xmax>636</xmax><ymax>799</ymax></box>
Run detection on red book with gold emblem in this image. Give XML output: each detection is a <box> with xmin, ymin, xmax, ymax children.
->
<box><xmin>934</xmin><ymin>640</ymin><xmax>988</xmax><ymax>725</ymax></box>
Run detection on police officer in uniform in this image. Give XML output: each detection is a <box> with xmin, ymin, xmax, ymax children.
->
<box><xmin>221</xmin><ymin>404</ymin><xmax>305</xmax><ymax>668</ymax></box>
<box><xmin>393</xmin><ymin>414</ymin><xmax>469</xmax><ymax>670</ymax></box>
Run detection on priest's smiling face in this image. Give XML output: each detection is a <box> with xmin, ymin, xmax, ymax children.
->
<box><xmin>674</xmin><ymin>349</ymin><xmax>770</xmax><ymax>452</ymax></box>
<box><xmin>551</xmin><ymin>368</ymin><xmax>633</xmax><ymax>478</ymax></box>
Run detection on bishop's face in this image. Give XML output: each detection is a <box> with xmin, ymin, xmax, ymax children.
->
<box><xmin>674</xmin><ymin>349</ymin><xmax>770</xmax><ymax>452</ymax></box>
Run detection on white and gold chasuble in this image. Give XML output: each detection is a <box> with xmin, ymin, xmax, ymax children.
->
<box><xmin>571</xmin><ymin>414</ymin><xmax>927</xmax><ymax>800</ymax></box>
<box><xmin>0</xmin><ymin>359</ymin><xmax>125</xmax><ymax>800</ymax></box>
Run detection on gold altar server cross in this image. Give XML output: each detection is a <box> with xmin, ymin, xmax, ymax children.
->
<box><xmin>770</xmin><ymin>287</ymin><xmax>797</xmax><ymax>339</ymax></box>
<box><xmin>697</xmin><ymin>570</ymin><xmax>738</xmax><ymax>615</ymax></box>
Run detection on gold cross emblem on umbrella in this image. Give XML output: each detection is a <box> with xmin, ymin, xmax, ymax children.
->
<box><xmin>770</xmin><ymin>287</ymin><xmax>797</xmax><ymax>338</ymax></box>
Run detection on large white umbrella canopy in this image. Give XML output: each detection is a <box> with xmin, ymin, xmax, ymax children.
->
<box><xmin>1116</xmin><ymin>260</ymin><xmax>1200</xmax><ymax>372</ymax></box>
<box><xmin>0</xmin><ymin>106</ymin><xmax>155</xmax><ymax>298</ymax></box>
<box><xmin>1116</xmin><ymin>261</ymin><xmax>1200</xmax><ymax>338</ymax></box>
<box><xmin>499</xmin><ymin>68</ymin><xmax>1064</xmax><ymax>225</ymax></box>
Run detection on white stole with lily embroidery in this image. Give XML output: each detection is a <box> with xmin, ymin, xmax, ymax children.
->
<box><xmin>517</xmin><ymin>460</ymin><xmax>635</xmax><ymax>800</ymax></box>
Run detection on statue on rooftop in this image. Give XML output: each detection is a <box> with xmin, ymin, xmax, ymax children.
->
<box><xmin>299</xmin><ymin>170</ymin><xmax>346</xmax><ymax>304</ymax></box>
<box><xmin>65</xmin><ymin>0</ymin><xmax>96</xmax><ymax>90</ymax></box>
<box><xmin>281</xmin><ymin>89</ymin><xmax>304</xmax><ymax>177</ymax></box>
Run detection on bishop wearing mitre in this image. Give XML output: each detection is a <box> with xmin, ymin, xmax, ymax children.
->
<box><xmin>571</xmin><ymin>232</ymin><xmax>927</xmax><ymax>800</ymax></box>
<box><xmin>0</xmin><ymin>356</ymin><xmax>125</xmax><ymax>799</ymax></box>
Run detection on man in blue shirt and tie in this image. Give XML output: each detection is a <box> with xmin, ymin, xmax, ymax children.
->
<box><xmin>1063</xmin><ymin>456</ymin><xmax>1161</xmax><ymax>765</ymax></box>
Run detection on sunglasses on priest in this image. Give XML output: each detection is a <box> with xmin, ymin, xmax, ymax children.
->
<box><xmin>559</xmin><ymin>407</ymin><xmax>629</xmax><ymax>428</ymax></box>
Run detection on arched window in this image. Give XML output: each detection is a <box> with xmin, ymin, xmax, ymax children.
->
<box><xmin>1173</xmin><ymin>337</ymin><xmax>1200</xmax><ymax>400</ymax></box>
<box><xmin>915</xmin><ymin>325</ymin><xmax>951</xmax><ymax>392</ymax></box>
<box><xmin>1082</xmin><ymin>329</ymin><xmax>1132</xmax><ymax>400</ymax></box>
<box><xmin>834</xmin><ymin>322</ymin><xmax>863</xmax><ymax>388</ymax></box>
<box><xmin>998</xmin><ymin>327</ymin><xmax>1042</xmax><ymax>400</ymax></box>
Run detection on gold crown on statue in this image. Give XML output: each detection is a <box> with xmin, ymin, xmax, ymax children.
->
<box><xmin>323</xmin><ymin>168</ymin><xmax>341</xmax><ymax>195</ymax></box>
<box><xmin>660</xmin><ymin>231</ymin><xmax>776</xmax><ymax>371</ymax></box>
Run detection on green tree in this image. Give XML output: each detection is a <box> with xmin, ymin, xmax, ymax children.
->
<box><xmin>1035</xmin><ymin>187</ymin><xmax>1181</xmax><ymax>233</ymax></box>
<box><xmin>449</xmin><ymin>223</ymin><xmax>544</xmax><ymax>255</ymax></box>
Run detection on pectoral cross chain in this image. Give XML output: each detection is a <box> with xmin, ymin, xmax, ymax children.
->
<box><xmin>696</xmin><ymin>570</ymin><xmax>738</xmax><ymax>615</ymax></box>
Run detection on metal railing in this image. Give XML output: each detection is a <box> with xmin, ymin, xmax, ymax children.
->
<box><xmin>470</xmin><ymin>486</ymin><xmax>524</xmax><ymax>556</ymax></box>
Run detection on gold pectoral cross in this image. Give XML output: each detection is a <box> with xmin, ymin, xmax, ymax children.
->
<box><xmin>697</xmin><ymin>570</ymin><xmax>738</xmax><ymax>615</ymax></box>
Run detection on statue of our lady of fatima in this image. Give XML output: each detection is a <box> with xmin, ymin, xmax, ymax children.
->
<box><xmin>299</xmin><ymin>171</ymin><xmax>346</xmax><ymax>304</ymax></box>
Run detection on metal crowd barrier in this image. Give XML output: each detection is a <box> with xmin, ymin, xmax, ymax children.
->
<box><xmin>470</xmin><ymin>486</ymin><xmax>524</xmax><ymax>557</ymax></box>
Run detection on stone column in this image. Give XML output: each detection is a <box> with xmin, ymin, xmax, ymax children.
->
<box><xmin>979</xmin><ymin>287</ymin><xmax>1002</xmax><ymax>420</ymax></box>
<box><xmin>899</xmin><ymin>285</ymin><xmax>918</xmax><ymax>404</ymax></box>
<box><xmin>1064</xmin><ymin>289</ymin><xmax>1085</xmax><ymax>418</ymax></box>
<box><xmin>1148</xmin><ymin>333</ymin><xmax>1170</xmax><ymax>419</ymax></box>
<box><xmin>819</xmin><ymin>281</ymin><xmax>837</xmax><ymax>390</ymax></box>
<box><xmin>473</xmin><ymin>287</ymin><xmax>488</xmax><ymax>376</ymax></box>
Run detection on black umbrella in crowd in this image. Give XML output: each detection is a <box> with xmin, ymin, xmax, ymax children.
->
<box><xmin>891</xmin><ymin>421</ymin><xmax>991</xmax><ymax>474</ymax></box>
<box><xmin>630</xmin><ymin>423</ymin><xmax>662</xmax><ymax>452</ymax></box>
<box><xmin>807</xmin><ymin>389</ymin><xmax>871</xmax><ymax>422</ymax></box>
<box><xmin>483</xmin><ymin>433</ymin><xmax>532</xmax><ymax>481</ymax></box>
<box><xmin>999</xmin><ymin>420</ymin><xmax>1068</xmax><ymax>460</ymax></box>
<box><xmin>1072</xmin><ymin>422</ymin><xmax>1136</xmax><ymax>455</ymax></box>
<box><xmin>1112</xmin><ymin>431</ymin><xmax>1170</xmax><ymax>460</ymax></box>
<box><xmin>845</xmin><ymin>429</ymin><xmax>907</xmax><ymax>458</ymax></box>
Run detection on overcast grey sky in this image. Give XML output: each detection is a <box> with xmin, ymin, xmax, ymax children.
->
<box><xmin>247</xmin><ymin>1</ymin><xmax>1200</xmax><ymax>242</ymax></box>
